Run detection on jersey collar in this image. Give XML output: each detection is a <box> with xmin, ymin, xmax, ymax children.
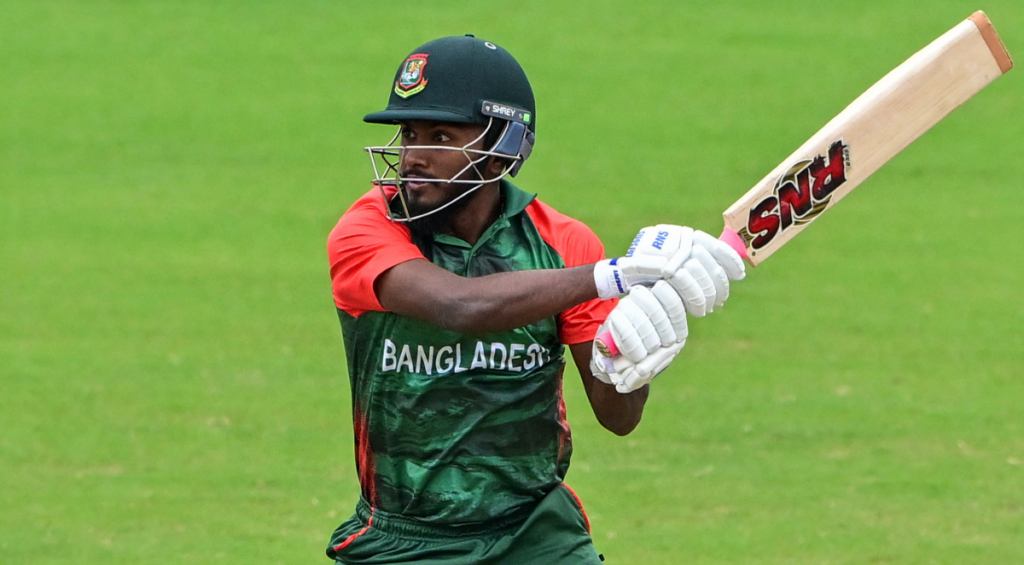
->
<box><xmin>431</xmin><ymin>180</ymin><xmax>536</xmax><ymax>249</ymax></box>
<box><xmin>501</xmin><ymin>178</ymin><xmax>536</xmax><ymax>217</ymax></box>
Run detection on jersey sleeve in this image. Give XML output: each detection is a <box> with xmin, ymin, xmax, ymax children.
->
<box><xmin>525</xmin><ymin>199</ymin><xmax>617</xmax><ymax>345</ymax></box>
<box><xmin>328</xmin><ymin>189</ymin><xmax>425</xmax><ymax>318</ymax></box>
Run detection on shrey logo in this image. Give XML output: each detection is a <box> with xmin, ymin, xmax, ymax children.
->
<box><xmin>394</xmin><ymin>54</ymin><xmax>429</xmax><ymax>98</ymax></box>
<box><xmin>738</xmin><ymin>140</ymin><xmax>850</xmax><ymax>252</ymax></box>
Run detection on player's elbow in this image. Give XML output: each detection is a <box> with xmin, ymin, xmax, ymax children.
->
<box><xmin>589</xmin><ymin>384</ymin><xmax>648</xmax><ymax>436</ymax></box>
<box><xmin>599</xmin><ymin>414</ymin><xmax>642</xmax><ymax>436</ymax></box>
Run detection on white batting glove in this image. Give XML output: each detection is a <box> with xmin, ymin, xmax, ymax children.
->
<box><xmin>621</xmin><ymin>225</ymin><xmax>746</xmax><ymax>316</ymax></box>
<box><xmin>590</xmin><ymin>283</ymin><xmax>688</xmax><ymax>393</ymax></box>
<box><xmin>593</xmin><ymin>225</ymin><xmax>691</xmax><ymax>299</ymax></box>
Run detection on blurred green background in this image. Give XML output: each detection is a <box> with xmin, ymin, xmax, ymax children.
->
<box><xmin>2</xmin><ymin>1</ymin><xmax>1021</xmax><ymax>563</ymax></box>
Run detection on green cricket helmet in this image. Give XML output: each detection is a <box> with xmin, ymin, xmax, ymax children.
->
<box><xmin>363</xmin><ymin>35</ymin><xmax>536</xmax><ymax>222</ymax></box>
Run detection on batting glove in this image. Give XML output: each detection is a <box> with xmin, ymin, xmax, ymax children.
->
<box><xmin>616</xmin><ymin>225</ymin><xmax>746</xmax><ymax>316</ymax></box>
<box><xmin>590</xmin><ymin>283</ymin><xmax>688</xmax><ymax>393</ymax></box>
<box><xmin>593</xmin><ymin>225</ymin><xmax>697</xmax><ymax>299</ymax></box>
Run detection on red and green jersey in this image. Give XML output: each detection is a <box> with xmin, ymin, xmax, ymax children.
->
<box><xmin>327</xmin><ymin>180</ymin><xmax>613</xmax><ymax>525</ymax></box>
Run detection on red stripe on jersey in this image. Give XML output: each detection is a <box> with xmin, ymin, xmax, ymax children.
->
<box><xmin>555</xmin><ymin>368</ymin><xmax>570</xmax><ymax>465</ymax></box>
<box><xmin>524</xmin><ymin>199</ymin><xmax>616</xmax><ymax>345</ymax></box>
<box><xmin>352</xmin><ymin>409</ymin><xmax>378</xmax><ymax>506</ymax></box>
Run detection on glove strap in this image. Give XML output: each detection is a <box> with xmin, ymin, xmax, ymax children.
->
<box><xmin>593</xmin><ymin>258</ymin><xmax>627</xmax><ymax>299</ymax></box>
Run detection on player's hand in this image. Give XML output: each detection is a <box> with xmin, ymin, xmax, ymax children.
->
<box><xmin>590</xmin><ymin>339</ymin><xmax>686</xmax><ymax>394</ymax></box>
<box><xmin>618</xmin><ymin>225</ymin><xmax>746</xmax><ymax>316</ymax></box>
<box><xmin>594</xmin><ymin>225</ymin><xmax>701</xmax><ymax>299</ymax></box>
<box><xmin>590</xmin><ymin>283</ymin><xmax>688</xmax><ymax>393</ymax></box>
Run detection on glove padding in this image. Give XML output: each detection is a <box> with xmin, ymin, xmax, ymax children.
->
<box><xmin>623</xmin><ymin>225</ymin><xmax>746</xmax><ymax>316</ymax></box>
<box><xmin>591</xmin><ymin>283</ymin><xmax>688</xmax><ymax>393</ymax></box>
<box><xmin>594</xmin><ymin>225</ymin><xmax>700</xmax><ymax>299</ymax></box>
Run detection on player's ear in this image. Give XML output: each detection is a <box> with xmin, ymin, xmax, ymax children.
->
<box><xmin>486</xmin><ymin>155</ymin><xmax>508</xmax><ymax>177</ymax></box>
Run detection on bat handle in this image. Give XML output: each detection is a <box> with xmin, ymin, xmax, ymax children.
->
<box><xmin>594</xmin><ymin>331</ymin><xmax>620</xmax><ymax>358</ymax></box>
<box><xmin>594</xmin><ymin>226</ymin><xmax>748</xmax><ymax>358</ymax></box>
<box><xmin>717</xmin><ymin>226</ymin><xmax>749</xmax><ymax>260</ymax></box>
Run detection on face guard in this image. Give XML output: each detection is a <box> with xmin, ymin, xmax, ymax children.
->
<box><xmin>365</xmin><ymin>108</ymin><xmax>535</xmax><ymax>223</ymax></box>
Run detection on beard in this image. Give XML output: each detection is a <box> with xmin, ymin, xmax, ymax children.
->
<box><xmin>405</xmin><ymin>186</ymin><xmax>475</xmax><ymax>237</ymax></box>
<box><xmin>398</xmin><ymin>169</ymin><xmax>483</xmax><ymax>237</ymax></box>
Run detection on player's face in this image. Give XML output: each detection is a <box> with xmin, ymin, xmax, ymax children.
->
<box><xmin>398</xmin><ymin>120</ymin><xmax>489</xmax><ymax>216</ymax></box>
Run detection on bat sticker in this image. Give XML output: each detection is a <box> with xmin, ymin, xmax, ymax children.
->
<box><xmin>738</xmin><ymin>140</ymin><xmax>850</xmax><ymax>253</ymax></box>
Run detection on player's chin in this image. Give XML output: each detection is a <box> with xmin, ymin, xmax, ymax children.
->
<box><xmin>405</xmin><ymin>187</ymin><xmax>450</xmax><ymax>215</ymax></box>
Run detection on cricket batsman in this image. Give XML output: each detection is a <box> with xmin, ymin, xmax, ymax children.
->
<box><xmin>325</xmin><ymin>35</ymin><xmax>745</xmax><ymax>564</ymax></box>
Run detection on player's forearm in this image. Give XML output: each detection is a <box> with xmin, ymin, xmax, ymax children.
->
<box><xmin>438</xmin><ymin>265</ymin><xmax>597</xmax><ymax>333</ymax></box>
<box><xmin>586</xmin><ymin>380</ymin><xmax>649</xmax><ymax>435</ymax></box>
<box><xmin>569</xmin><ymin>342</ymin><xmax>647</xmax><ymax>435</ymax></box>
<box><xmin>376</xmin><ymin>259</ymin><xmax>599</xmax><ymax>334</ymax></box>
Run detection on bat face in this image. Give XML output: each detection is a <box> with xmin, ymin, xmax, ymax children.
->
<box><xmin>721</xmin><ymin>11</ymin><xmax>1012</xmax><ymax>266</ymax></box>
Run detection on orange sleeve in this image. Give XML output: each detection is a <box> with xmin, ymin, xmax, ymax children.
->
<box><xmin>525</xmin><ymin>199</ymin><xmax>617</xmax><ymax>345</ymax></box>
<box><xmin>327</xmin><ymin>189</ymin><xmax>425</xmax><ymax>318</ymax></box>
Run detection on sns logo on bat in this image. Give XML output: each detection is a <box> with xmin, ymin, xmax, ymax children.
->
<box><xmin>739</xmin><ymin>140</ymin><xmax>850</xmax><ymax>252</ymax></box>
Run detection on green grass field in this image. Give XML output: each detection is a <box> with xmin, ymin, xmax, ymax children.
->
<box><xmin>2</xmin><ymin>1</ymin><xmax>1022</xmax><ymax>563</ymax></box>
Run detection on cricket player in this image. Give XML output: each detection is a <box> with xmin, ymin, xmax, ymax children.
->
<box><xmin>326</xmin><ymin>35</ymin><xmax>745</xmax><ymax>564</ymax></box>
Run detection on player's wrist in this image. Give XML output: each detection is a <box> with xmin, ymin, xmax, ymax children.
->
<box><xmin>593</xmin><ymin>259</ymin><xmax>627</xmax><ymax>299</ymax></box>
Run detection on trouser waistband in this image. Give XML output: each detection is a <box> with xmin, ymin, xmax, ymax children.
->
<box><xmin>355</xmin><ymin>498</ymin><xmax>533</xmax><ymax>540</ymax></box>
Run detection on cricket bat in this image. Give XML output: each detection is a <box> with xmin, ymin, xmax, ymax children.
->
<box><xmin>597</xmin><ymin>11</ymin><xmax>1012</xmax><ymax>358</ymax></box>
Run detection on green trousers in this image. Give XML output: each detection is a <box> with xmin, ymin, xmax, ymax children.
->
<box><xmin>326</xmin><ymin>484</ymin><xmax>604</xmax><ymax>565</ymax></box>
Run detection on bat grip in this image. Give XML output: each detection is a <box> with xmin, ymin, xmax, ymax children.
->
<box><xmin>594</xmin><ymin>227</ymin><xmax>747</xmax><ymax>358</ymax></box>
<box><xmin>594</xmin><ymin>330</ymin><xmax>619</xmax><ymax>358</ymax></box>
<box><xmin>718</xmin><ymin>226</ymin><xmax>749</xmax><ymax>260</ymax></box>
